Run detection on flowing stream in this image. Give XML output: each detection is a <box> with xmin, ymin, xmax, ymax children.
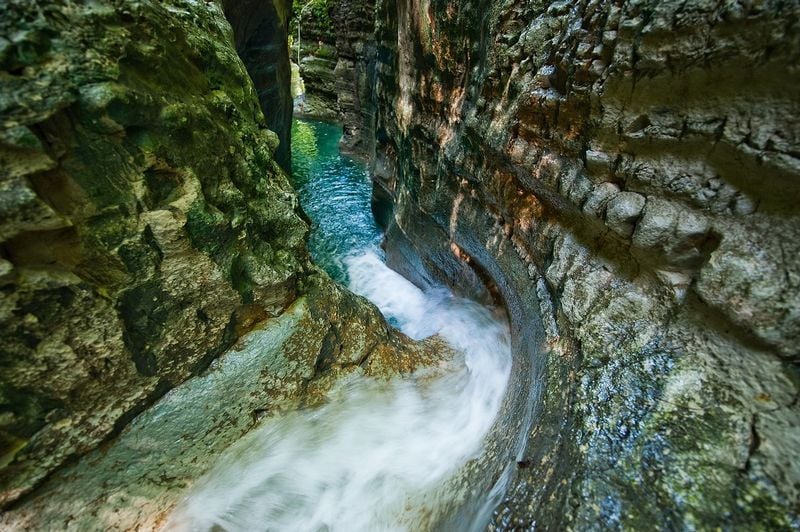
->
<box><xmin>170</xmin><ymin>120</ymin><xmax>512</xmax><ymax>531</ymax></box>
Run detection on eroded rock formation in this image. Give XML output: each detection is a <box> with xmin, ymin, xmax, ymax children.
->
<box><xmin>0</xmin><ymin>0</ymin><xmax>437</xmax><ymax>524</ymax></box>
<box><xmin>294</xmin><ymin>0</ymin><xmax>377</xmax><ymax>159</ymax></box>
<box><xmin>332</xmin><ymin>0</ymin><xmax>377</xmax><ymax>159</ymax></box>
<box><xmin>373</xmin><ymin>0</ymin><xmax>800</xmax><ymax>528</ymax></box>
<box><xmin>2</xmin><ymin>0</ymin><xmax>798</xmax><ymax>528</ymax></box>
<box><xmin>293</xmin><ymin>1</ymin><xmax>341</xmax><ymax>121</ymax></box>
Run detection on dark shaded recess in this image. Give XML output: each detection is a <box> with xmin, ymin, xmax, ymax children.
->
<box><xmin>0</xmin><ymin>385</ymin><xmax>66</xmax><ymax>507</ymax></box>
<box><xmin>222</xmin><ymin>0</ymin><xmax>293</xmax><ymax>173</ymax></box>
<box><xmin>117</xmin><ymin>280</ymin><xmax>170</xmax><ymax>376</ymax></box>
<box><xmin>230</xmin><ymin>253</ymin><xmax>254</xmax><ymax>304</ymax></box>
<box><xmin>0</xmin><ymin>286</ymin><xmax>73</xmax><ymax>454</ymax></box>
<box><xmin>143</xmin><ymin>168</ymin><xmax>183</xmax><ymax>209</ymax></box>
<box><xmin>370</xmin><ymin>184</ymin><xmax>394</xmax><ymax>230</ymax></box>
<box><xmin>0</xmin><ymin>389</ymin><xmax>64</xmax><ymax>442</ymax></box>
<box><xmin>315</xmin><ymin>325</ymin><xmax>342</xmax><ymax>374</ymax></box>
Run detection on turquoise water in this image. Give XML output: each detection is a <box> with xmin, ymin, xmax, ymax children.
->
<box><xmin>171</xmin><ymin>119</ymin><xmax>511</xmax><ymax>532</ymax></box>
<box><xmin>290</xmin><ymin>119</ymin><xmax>383</xmax><ymax>284</ymax></box>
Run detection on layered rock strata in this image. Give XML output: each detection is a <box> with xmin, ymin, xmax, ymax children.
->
<box><xmin>331</xmin><ymin>0</ymin><xmax>378</xmax><ymax>159</ymax></box>
<box><xmin>293</xmin><ymin>1</ymin><xmax>341</xmax><ymax>121</ymax></box>
<box><xmin>294</xmin><ymin>0</ymin><xmax>377</xmax><ymax>159</ymax></box>
<box><xmin>373</xmin><ymin>0</ymin><xmax>800</xmax><ymax>528</ymax></box>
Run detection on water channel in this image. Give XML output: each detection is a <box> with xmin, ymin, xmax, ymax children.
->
<box><xmin>171</xmin><ymin>119</ymin><xmax>512</xmax><ymax>531</ymax></box>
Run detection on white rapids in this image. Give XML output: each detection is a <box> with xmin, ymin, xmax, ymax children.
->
<box><xmin>167</xmin><ymin>251</ymin><xmax>511</xmax><ymax>531</ymax></box>
<box><xmin>167</xmin><ymin>119</ymin><xmax>511</xmax><ymax>531</ymax></box>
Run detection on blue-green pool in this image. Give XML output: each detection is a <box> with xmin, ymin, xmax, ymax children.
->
<box><xmin>170</xmin><ymin>118</ymin><xmax>512</xmax><ymax>532</ymax></box>
<box><xmin>290</xmin><ymin>119</ymin><xmax>383</xmax><ymax>284</ymax></box>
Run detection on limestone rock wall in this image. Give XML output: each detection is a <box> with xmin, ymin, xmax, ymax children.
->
<box><xmin>331</xmin><ymin>0</ymin><xmax>377</xmax><ymax>159</ymax></box>
<box><xmin>223</xmin><ymin>0</ymin><xmax>294</xmax><ymax>172</ymax></box>
<box><xmin>293</xmin><ymin>0</ymin><xmax>341</xmax><ymax>121</ymax></box>
<box><xmin>373</xmin><ymin>0</ymin><xmax>800</xmax><ymax>528</ymax></box>
<box><xmin>294</xmin><ymin>0</ymin><xmax>377</xmax><ymax>159</ymax></box>
<box><xmin>0</xmin><ymin>274</ymin><xmax>444</xmax><ymax>529</ymax></box>
<box><xmin>0</xmin><ymin>0</ymin><xmax>306</xmax><ymax>507</ymax></box>
<box><xmin>0</xmin><ymin>0</ymin><xmax>427</xmax><ymax>519</ymax></box>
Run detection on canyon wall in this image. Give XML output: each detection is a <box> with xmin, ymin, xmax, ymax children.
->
<box><xmin>331</xmin><ymin>0</ymin><xmax>378</xmax><ymax>159</ymax></box>
<box><xmin>294</xmin><ymin>1</ymin><xmax>341</xmax><ymax>121</ymax></box>
<box><xmin>223</xmin><ymin>0</ymin><xmax>294</xmax><ymax>172</ymax></box>
<box><xmin>0</xmin><ymin>0</ymin><xmax>435</xmax><ymax>525</ymax></box>
<box><xmin>373</xmin><ymin>0</ymin><xmax>800</xmax><ymax>528</ymax></box>
<box><xmin>295</xmin><ymin>0</ymin><xmax>377</xmax><ymax>159</ymax></box>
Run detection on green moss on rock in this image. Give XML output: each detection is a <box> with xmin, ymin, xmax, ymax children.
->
<box><xmin>0</xmin><ymin>0</ymin><xmax>308</xmax><ymax>508</ymax></box>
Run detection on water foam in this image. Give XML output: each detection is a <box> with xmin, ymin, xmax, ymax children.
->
<box><xmin>168</xmin><ymin>251</ymin><xmax>510</xmax><ymax>531</ymax></box>
<box><xmin>167</xmin><ymin>120</ymin><xmax>511</xmax><ymax>531</ymax></box>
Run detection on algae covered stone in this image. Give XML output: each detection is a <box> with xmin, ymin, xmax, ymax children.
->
<box><xmin>0</xmin><ymin>0</ymin><xmax>307</xmax><ymax>507</ymax></box>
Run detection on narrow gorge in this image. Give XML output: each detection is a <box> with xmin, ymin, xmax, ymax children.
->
<box><xmin>1</xmin><ymin>0</ymin><xmax>798</xmax><ymax>530</ymax></box>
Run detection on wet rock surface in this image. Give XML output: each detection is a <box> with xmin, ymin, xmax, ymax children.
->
<box><xmin>0</xmin><ymin>275</ymin><xmax>444</xmax><ymax>530</ymax></box>
<box><xmin>2</xmin><ymin>0</ymin><xmax>798</xmax><ymax>528</ymax></box>
<box><xmin>0</xmin><ymin>0</ymin><xmax>438</xmax><ymax>522</ymax></box>
<box><xmin>293</xmin><ymin>0</ymin><xmax>377</xmax><ymax>159</ymax></box>
<box><xmin>372</xmin><ymin>0</ymin><xmax>800</xmax><ymax>528</ymax></box>
<box><xmin>331</xmin><ymin>0</ymin><xmax>377</xmax><ymax>159</ymax></box>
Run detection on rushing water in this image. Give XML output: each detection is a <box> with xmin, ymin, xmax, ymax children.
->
<box><xmin>169</xmin><ymin>120</ymin><xmax>511</xmax><ymax>531</ymax></box>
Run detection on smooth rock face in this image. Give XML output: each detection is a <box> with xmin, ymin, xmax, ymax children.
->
<box><xmin>0</xmin><ymin>0</ymin><xmax>433</xmax><ymax>520</ymax></box>
<box><xmin>372</xmin><ymin>0</ymin><xmax>800</xmax><ymax>528</ymax></box>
